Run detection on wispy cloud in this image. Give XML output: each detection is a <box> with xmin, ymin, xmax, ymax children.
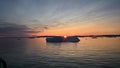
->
<box><xmin>0</xmin><ymin>20</ymin><xmax>43</xmax><ymax>36</ymax></box>
<box><xmin>0</xmin><ymin>0</ymin><xmax>120</xmax><ymax>35</ymax></box>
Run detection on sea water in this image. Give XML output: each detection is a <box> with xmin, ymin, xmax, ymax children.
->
<box><xmin>0</xmin><ymin>38</ymin><xmax>120</xmax><ymax>68</ymax></box>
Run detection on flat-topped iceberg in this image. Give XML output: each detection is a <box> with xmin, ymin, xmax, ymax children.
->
<box><xmin>46</xmin><ymin>36</ymin><xmax>80</xmax><ymax>42</ymax></box>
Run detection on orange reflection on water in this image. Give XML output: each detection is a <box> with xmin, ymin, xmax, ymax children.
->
<box><xmin>25</xmin><ymin>37</ymin><xmax>120</xmax><ymax>58</ymax></box>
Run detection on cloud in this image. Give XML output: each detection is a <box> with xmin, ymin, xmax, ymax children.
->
<box><xmin>0</xmin><ymin>20</ymin><xmax>41</xmax><ymax>37</ymax></box>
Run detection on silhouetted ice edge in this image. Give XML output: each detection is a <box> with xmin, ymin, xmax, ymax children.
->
<box><xmin>46</xmin><ymin>36</ymin><xmax>80</xmax><ymax>42</ymax></box>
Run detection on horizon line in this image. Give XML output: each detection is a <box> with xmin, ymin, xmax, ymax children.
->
<box><xmin>0</xmin><ymin>34</ymin><xmax>120</xmax><ymax>38</ymax></box>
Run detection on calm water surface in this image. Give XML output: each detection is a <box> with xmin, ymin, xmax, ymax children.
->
<box><xmin>0</xmin><ymin>38</ymin><xmax>120</xmax><ymax>68</ymax></box>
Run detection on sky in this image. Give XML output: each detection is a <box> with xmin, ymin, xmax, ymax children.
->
<box><xmin>0</xmin><ymin>0</ymin><xmax>120</xmax><ymax>37</ymax></box>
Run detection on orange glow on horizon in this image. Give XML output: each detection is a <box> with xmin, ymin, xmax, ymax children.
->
<box><xmin>34</xmin><ymin>20</ymin><xmax>120</xmax><ymax>36</ymax></box>
<box><xmin>64</xmin><ymin>35</ymin><xmax>67</xmax><ymax>38</ymax></box>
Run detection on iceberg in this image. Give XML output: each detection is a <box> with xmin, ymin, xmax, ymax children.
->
<box><xmin>46</xmin><ymin>36</ymin><xmax>80</xmax><ymax>42</ymax></box>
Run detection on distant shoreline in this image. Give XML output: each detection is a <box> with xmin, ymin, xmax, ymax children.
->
<box><xmin>0</xmin><ymin>34</ymin><xmax>120</xmax><ymax>39</ymax></box>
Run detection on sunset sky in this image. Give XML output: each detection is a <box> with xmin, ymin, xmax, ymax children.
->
<box><xmin>0</xmin><ymin>0</ymin><xmax>120</xmax><ymax>36</ymax></box>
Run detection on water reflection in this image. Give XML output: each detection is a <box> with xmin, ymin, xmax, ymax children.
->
<box><xmin>46</xmin><ymin>43</ymin><xmax>62</xmax><ymax>46</ymax></box>
<box><xmin>0</xmin><ymin>38</ymin><xmax>120</xmax><ymax>68</ymax></box>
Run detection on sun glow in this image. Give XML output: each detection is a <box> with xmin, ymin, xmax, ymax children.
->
<box><xmin>64</xmin><ymin>35</ymin><xmax>67</xmax><ymax>38</ymax></box>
